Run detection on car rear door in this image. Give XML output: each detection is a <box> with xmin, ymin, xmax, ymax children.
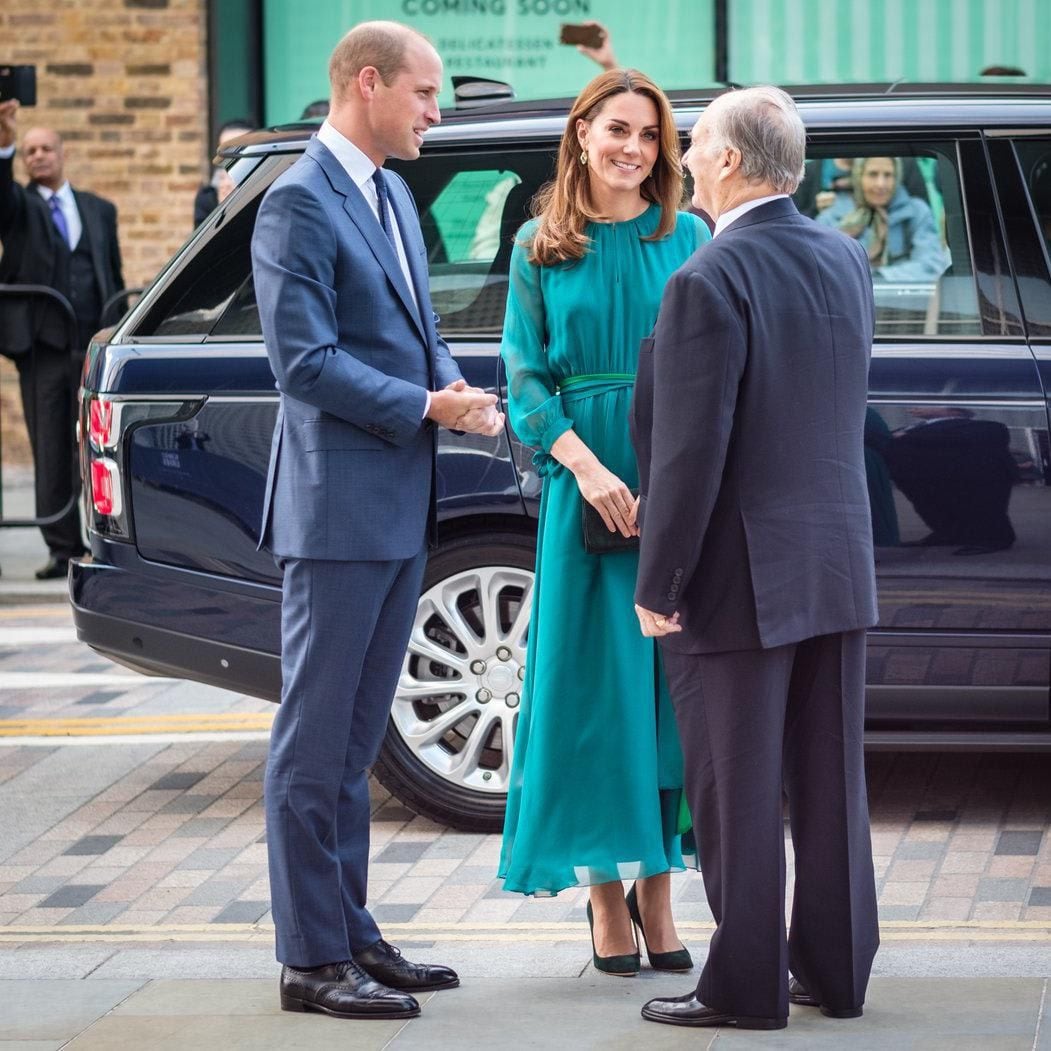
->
<box><xmin>797</xmin><ymin>127</ymin><xmax>1051</xmax><ymax>736</ymax></box>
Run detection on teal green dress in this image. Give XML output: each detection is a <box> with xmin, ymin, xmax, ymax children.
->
<box><xmin>498</xmin><ymin>204</ymin><xmax>711</xmax><ymax>896</ymax></box>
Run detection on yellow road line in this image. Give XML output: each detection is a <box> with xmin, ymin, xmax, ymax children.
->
<box><xmin>0</xmin><ymin>607</ymin><xmax>72</xmax><ymax>618</ymax></box>
<box><xmin>0</xmin><ymin>713</ymin><xmax>273</xmax><ymax>737</ymax></box>
<box><xmin>0</xmin><ymin>920</ymin><xmax>1048</xmax><ymax>944</ymax></box>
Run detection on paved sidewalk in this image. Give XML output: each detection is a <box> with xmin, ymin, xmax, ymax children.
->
<box><xmin>0</xmin><ymin>973</ymin><xmax>1048</xmax><ymax>1048</ymax></box>
<box><xmin>1</xmin><ymin>601</ymin><xmax>1050</xmax><ymax>1047</ymax></box>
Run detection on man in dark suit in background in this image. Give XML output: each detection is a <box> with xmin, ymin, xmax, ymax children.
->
<box><xmin>631</xmin><ymin>86</ymin><xmax>880</xmax><ymax>1030</ymax></box>
<box><xmin>0</xmin><ymin>99</ymin><xmax>124</xmax><ymax>578</ymax></box>
<box><xmin>252</xmin><ymin>21</ymin><xmax>502</xmax><ymax>1021</ymax></box>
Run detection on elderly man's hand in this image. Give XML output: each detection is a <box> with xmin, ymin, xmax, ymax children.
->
<box><xmin>634</xmin><ymin>605</ymin><xmax>682</xmax><ymax>638</ymax></box>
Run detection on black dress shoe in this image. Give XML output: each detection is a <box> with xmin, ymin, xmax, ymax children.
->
<box><xmin>280</xmin><ymin>960</ymin><xmax>420</xmax><ymax>1019</ymax></box>
<box><xmin>641</xmin><ymin>992</ymin><xmax>786</xmax><ymax>1030</ymax></box>
<box><xmin>899</xmin><ymin>533</ymin><xmax>951</xmax><ymax>548</ymax></box>
<box><xmin>788</xmin><ymin>976</ymin><xmax>863</xmax><ymax>1018</ymax></box>
<box><xmin>952</xmin><ymin>543</ymin><xmax>1013</xmax><ymax>556</ymax></box>
<box><xmin>35</xmin><ymin>557</ymin><xmax>70</xmax><ymax>580</ymax></box>
<box><xmin>354</xmin><ymin>938</ymin><xmax>459</xmax><ymax>992</ymax></box>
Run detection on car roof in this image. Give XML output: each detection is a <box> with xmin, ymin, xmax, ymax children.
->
<box><xmin>219</xmin><ymin>82</ymin><xmax>1051</xmax><ymax>159</ymax></box>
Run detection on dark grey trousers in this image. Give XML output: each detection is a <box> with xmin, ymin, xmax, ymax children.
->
<box><xmin>663</xmin><ymin>630</ymin><xmax>879</xmax><ymax>1021</ymax></box>
<box><xmin>16</xmin><ymin>345</ymin><xmax>84</xmax><ymax>559</ymax></box>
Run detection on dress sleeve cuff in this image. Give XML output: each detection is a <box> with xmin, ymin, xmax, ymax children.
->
<box><xmin>538</xmin><ymin>416</ymin><xmax>573</xmax><ymax>452</ymax></box>
<box><xmin>0</xmin><ymin>145</ymin><xmax>15</xmax><ymax>159</ymax></box>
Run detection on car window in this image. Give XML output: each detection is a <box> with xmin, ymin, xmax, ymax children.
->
<box><xmin>1014</xmin><ymin>139</ymin><xmax>1051</xmax><ymax>262</ymax></box>
<box><xmin>1003</xmin><ymin>138</ymin><xmax>1051</xmax><ymax>336</ymax></box>
<box><xmin>793</xmin><ymin>142</ymin><xmax>980</xmax><ymax>338</ymax></box>
<box><xmin>127</xmin><ymin>154</ymin><xmax>295</xmax><ymax>342</ymax></box>
<box><xmin>138</xmin><ymin>196</ymin><xmax>258</xmax><ymax>338</ymax></box>
<box><xmin>202</xmin><ymin>151</ymin><xmax>553</xmax><ymax>343</ymax></box>
<box><xmin>393</xmin><ymin>150</ymin><xmax>554</xmax><ymax>337</ymax></box>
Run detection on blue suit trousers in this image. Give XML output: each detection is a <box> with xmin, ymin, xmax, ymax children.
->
<box><xmin>265</xmin><ymin>549</ymin><xmax>428</xmax><ymax>966</ymax></box>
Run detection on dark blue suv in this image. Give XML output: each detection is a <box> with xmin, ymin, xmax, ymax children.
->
<box><xmin>73</xmin><ymin>85</ymin><xmax>1051</xmax><ymax>831</ymax></box>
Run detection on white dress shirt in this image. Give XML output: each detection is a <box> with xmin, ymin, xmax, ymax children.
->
<box><xmin>35</xmin><ymin>179</ymin><xmax>83</xmax><ymax>250</ymax></box>
<box><xmin>713</xmin><ymin>193</ymin><xmax>789</xmax><ymax>238</ymax></box>
<box><xmin>316</xmin><ymin>120</ymin><xmax>417</xmax><ymax>312</ymax></box>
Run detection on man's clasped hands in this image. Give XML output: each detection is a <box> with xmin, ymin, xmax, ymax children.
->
<box><xmin>426</xmin><ymin>378</ymin><xmax>505</xmax><ymax>436</ymax></box>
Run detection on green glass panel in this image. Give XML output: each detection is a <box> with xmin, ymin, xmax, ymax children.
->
<box><xmin>262</xmin><ymin>0</ymin><xmax>717</xmax><ymax>126</ymax></box>
<box><xmin>726</xmin><ymin>0</ymin><xmax>1049</xmax><ymax>85</ymax></box>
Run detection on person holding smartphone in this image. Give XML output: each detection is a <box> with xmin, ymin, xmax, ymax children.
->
<box><xmin>497</xmin><ymin>68</ymin><xmax>710</xmax><ymax>977</ymax></box>
<box><xmin>0</xmin><ymin>99</ymin><xmax>124</xmax><ymax>579</ymax></box>
<box><xmin>562</xmin><ymin>21</ymin><xmax>618</xmax><ymax>71</ymax></box>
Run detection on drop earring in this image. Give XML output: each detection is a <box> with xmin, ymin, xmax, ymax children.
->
<box><xmin>579</xmin><ymin>149</ymin><xmax>588</xmax><ymax>166</ymax></box>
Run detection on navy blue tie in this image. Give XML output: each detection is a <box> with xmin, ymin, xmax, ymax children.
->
<box><xmin>371</xmin><ymin>168</ymin><xmax>396</xmax><ymax>246</ymax></box>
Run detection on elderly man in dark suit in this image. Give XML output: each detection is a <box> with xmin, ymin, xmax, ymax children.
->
<box><xmin>252</xmin><ymin>21</ymin><xmax>502</xmax><ymax>1022</ymax></box>
<box><xmin>630</xmin><ymin>86</ymin><xmax>880</xmax><ymax>1030</ymax></box>
<box><xmin>0</xmin><ymin>100</ymin><xmax>124</xmax><ymax>578</ymax></box>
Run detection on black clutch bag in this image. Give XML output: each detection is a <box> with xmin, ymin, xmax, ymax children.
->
<box><xmin>581</xmin><ymin>490</ymin><xmax>640</xmax><ymax>555</ymax></box>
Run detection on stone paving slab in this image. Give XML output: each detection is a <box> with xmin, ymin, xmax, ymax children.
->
<box><xmin>0</xmin><ymin>977</ymin><xmax>1046</xmax><ymax>1049</ymax></box>
<box><xmin>0</xmin><ymin>979</ymin><xmax>142</xmax><ymax>1043</ymax></box>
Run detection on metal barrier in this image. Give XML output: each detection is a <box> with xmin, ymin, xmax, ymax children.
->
<box><xmin>0</xmin><ymin>283</ymin><xmax>80</xmax><ymax>528</ymax></box>
<box><xmin>100</xmin><ymin>285</ymin><xmax>145</xmax><ymax>328</ymax></box>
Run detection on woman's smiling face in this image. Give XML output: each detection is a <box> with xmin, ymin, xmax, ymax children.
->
<box><xmin>860</xmin><ymin>157</ymin><xmax>897</xmax><ymax>209</ymax></box>
<box><xmin>577</xmin><ymin>91</ymin><xmax>660</xmax><ymax>202</ymax></box>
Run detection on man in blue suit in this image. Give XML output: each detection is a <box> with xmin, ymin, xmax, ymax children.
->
<box><xmin>251</xmin><ymin>21</ymin><xmax>503</xmax><ymax>1021</ymax></box>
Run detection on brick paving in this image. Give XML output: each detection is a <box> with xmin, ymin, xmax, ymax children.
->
<box><xmin>1</xmin><ymin>732</ymin><xmax>1050</xmax><ymax>934</ymax></box>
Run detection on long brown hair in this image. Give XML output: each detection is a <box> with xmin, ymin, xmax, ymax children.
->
<box><xmin>528</xmin><ymin>68</ymin><xmax>682</xmax><ymax>267</ymax></box>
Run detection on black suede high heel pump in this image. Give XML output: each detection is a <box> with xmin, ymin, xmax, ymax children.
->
<box><xmin>586</xmin><ymin>899</ymin><xmax>640</xmax><ymax>976</ymax></box>
<box><xmin>625</xmin><ymin>883</ymin><xmax>693</xmax><ymax>972</ymax></box>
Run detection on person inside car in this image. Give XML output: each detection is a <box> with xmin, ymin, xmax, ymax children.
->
<box><xmin>816</xmin><ymin>156</ymin><xmax>949</xmax><ymax>282</ymax></box>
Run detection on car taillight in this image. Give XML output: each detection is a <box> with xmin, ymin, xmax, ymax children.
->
<box><xmin>81</xmin><ymin>393</ymin><xmax>130</xmax><ymax>539</ymax></box>
<box><xmin>90</xmin><ymin>458</ymin><xmax>122</xmax><ymax>517</ymax></box>
<box><xmin>89</xmin><ymin>398</ymin><xmax>119</xmax><ymax>451</ymax></box>
<box><xmin>79</xmin><ymin>392</ymin><xmax>195</xmax><ymax>543</ymax></box>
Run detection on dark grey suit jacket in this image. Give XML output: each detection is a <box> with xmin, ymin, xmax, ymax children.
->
<box><xmin>631</xmin><ymin>197</ymin><xmax>879</xmax><ymax>654</ymax></box>
<box><xmin>0</xmin><ymin>153</ymin><xmax>123</xmax><ymax>355</ymax></box>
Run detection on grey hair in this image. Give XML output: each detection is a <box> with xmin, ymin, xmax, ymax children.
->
<box><xmin>705</xmin><ymin>86</ymin><xmax>806</xmax><ymax>193</ymax></box>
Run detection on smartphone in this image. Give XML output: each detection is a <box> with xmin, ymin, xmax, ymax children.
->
<box><xmin>559</xmin><ymin>23</ymin><xmax>605</xmax><ymax>50</ymax></box>
<box><xmin>0</xmin><ymin>64</ymin><xmax>36</xmax><ymax>107</ymax></box>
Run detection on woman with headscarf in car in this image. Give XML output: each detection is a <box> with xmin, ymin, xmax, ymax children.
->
<box><xmin>817</xmin><ymin>156</ymin><xmax>949</xmax><ymax>282</ymax></box>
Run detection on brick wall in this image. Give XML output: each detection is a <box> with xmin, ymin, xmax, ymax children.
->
<box><xmin>0</xmin><ymin>0</ymin><xmax>209</xmax><ymax>290</ymax></box>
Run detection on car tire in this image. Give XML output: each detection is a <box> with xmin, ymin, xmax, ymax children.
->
<box><xmin>373</xmin><ymin>531</ymin><xmax>536</xmax><ymax>832</ymax></box>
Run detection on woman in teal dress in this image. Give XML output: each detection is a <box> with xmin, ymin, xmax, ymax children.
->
<box><xmin>497</xmin><ymin>68</ymin><xmax>711</xmax><ymax>975</ymax></box>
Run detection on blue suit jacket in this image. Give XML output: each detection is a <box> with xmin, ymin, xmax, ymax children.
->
<box><xmin>252</xmin><ymin>137</ymin><xmax>462</xmax><ymax>561</ymax></box>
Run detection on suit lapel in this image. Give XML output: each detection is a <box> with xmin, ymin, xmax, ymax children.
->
<box><xmin>308</xmin><ymin>138</ymin><xmax>426</xmax><ymax>343</ymax></box>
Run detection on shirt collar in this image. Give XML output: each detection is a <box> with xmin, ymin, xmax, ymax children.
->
<box><xmin>713</xmin><ymin>193</ymin><xmax>788</xmax><ymax>238</ymax></box>
<box><xmin>35</xmin><ymin>180</ymin><xmax>73</xmax><ymax>204</ymax></box>
<box><xmin>317</xmin><ymin>120</ymin><xmax>377</xmax><ymax>190</ymax></box>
